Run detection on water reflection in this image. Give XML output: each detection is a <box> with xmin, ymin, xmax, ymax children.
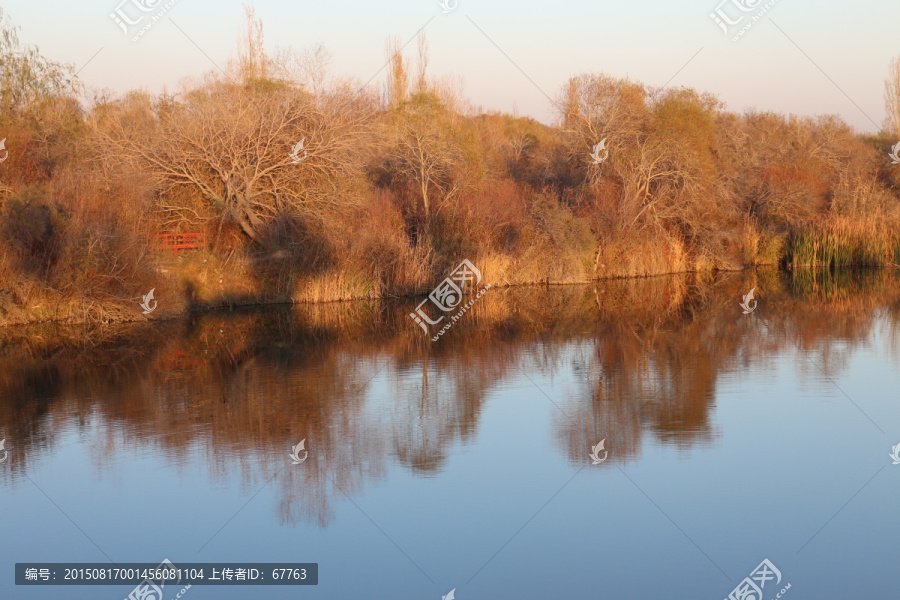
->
<box><xmin>1</xmin><ymin>268</ymin><xmax>899</xmax><ymax>529</ymax></box>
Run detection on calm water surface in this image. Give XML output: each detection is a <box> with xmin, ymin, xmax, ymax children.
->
<box><xmin>1</xmin><ymin>270</ymin><xmax>899</xmax><ymax>599</ymax></box>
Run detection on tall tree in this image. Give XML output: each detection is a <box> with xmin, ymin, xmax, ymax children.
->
<box><xmin>234</xmin><ymin>2</ymin><xmax>268</xmax><ymax>84</ymax></box>
<box><xmin>385</xmin><ymin>36</ymin><xmax>409</xmax><ymax>108</ymax></box>
<box><xmin>885</xmin><ymin>55</ymin><xmax>900</xmax><ymax>137</ymax></box>
<box><xmin>388</xmin><ymin>92</ymin><xmax>477</xmax><ymax>224</ymax></box>
<box><xmin>0</xmin><ymin>8</ymin><xmax>78</xmax><ymax>117</ymax></box>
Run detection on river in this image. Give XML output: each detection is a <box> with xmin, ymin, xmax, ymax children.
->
<box><xmin>1</xmin><ymin>269</ymin><xmax>898</xmax><ymax>599</ymax></box>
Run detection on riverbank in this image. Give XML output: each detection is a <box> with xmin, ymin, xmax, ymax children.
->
<box><xmin>1</xmin><ymin>250</ymin><xmax>898</xmax><ymax>327</ymax></box>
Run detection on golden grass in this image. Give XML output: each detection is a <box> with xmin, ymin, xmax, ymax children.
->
<box><xmin>789</xmin><ymin>218</ymin><xmax>892</xmax><ymax>269</ymax></box>
<box><xmin>741</xmin><ymin>223</ymin><xmax>787</xmax><ymax>266</ymax></box>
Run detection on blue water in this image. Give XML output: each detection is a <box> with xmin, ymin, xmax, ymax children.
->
<box><xmin>1</xmin><ymin>274</ymin><xmax>899</xmax><ymax>599</ymax></box>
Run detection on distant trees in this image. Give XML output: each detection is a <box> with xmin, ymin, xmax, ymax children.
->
<box><xmin>3</xmin><ymin>3</ymin><xmax>900</xmax><ymax>324</ymax></box>
<box><xmin>559</xmin><ymin>71</ymin><xmax>900</xmax><ymax>274</ymax></box>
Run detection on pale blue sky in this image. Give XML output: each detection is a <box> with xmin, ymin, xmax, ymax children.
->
<box><xmin>3</xmin><ymin>0</ymin><xmax>897</xmax><ymax>132</ymax></box>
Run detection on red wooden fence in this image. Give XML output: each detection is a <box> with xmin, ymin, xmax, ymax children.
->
<box><xmin>156</xmin><ymin>232</ymin><xmax>206</xmax><ymax>258</ymax></box>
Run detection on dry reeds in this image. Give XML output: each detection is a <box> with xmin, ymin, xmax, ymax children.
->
<box><xmin>789</xmin><ymin>218</ymin><xmax>892</xmax><ymax>269</ymax></box>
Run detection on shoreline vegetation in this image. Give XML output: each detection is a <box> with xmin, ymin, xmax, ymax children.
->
<box><xmin>1</xmin><ymin>6</ymin><xmax>900</xmax><ymax>326</ymax></box>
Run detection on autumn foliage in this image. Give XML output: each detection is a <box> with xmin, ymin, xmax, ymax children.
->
<box><xmin>1</xmin><ymin>6</ymin><xmax>899</xmax><ymax>324</ymax></box>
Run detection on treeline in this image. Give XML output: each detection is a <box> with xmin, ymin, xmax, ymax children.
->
<box><xmin>1</xmin><ymin>5</ymin><xmax>899</xmax><ymax>324</ymax></box>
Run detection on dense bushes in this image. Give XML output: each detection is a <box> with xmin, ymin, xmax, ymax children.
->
<box><xmin>1</xmin><ymin>7</ymin><xmax>900</xmax><ymax>324</ymax></box>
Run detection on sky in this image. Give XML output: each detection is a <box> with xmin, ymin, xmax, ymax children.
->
<box><xmin>2</xmin><ymin>0</ymin><xmax>897</xmax><ymax>133</ymax></box>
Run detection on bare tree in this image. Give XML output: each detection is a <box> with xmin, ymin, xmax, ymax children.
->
<box><xmin>415</xmin><ymin>32</ymin><xmax>429</xmax><ymax>95</ymax></box>
<box><xmin>560</xmin><ymin>75</ymin><xmax>701</xmax><ymax>230</ymax></box>
<box><xmin>885</xmin><ymin>55</ymin><xmax>900</xmax><ymax>137</ymax></box>
<box><xmin>272</xmin><ymin>43</ymin><xmax>332</xmax><ymax>97</ymax></box>
<box><xmin>94</xmin><ymin>81</ymin><xmax>376</xmax><ymax>244</ymax></box>
<box><xmin>388</xmin><ymin>93</ymin><xmax>476</xmax><ymax>224</ymax></box>
<box><xmin>91</xmin><ymin>3</ymin><xmax>378</xmax><ymax>245</ymax></box>
<box><xmin>234</xmin><ymin>2</ymin><xmax>268</xmax><ymax>84</ymax></box>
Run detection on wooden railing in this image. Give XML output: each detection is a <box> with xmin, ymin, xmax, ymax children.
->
<box><xmin>155</xmin><ymin>232</ymin><xmax>206</xmax><ymax>258</ymax></box>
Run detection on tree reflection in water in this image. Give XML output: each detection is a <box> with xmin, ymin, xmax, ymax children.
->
<box><xmin>1</xmin><ymin>269</ymin><xmax>898</xmax><ymax>525</ymax></box>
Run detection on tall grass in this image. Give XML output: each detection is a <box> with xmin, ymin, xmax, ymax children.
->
<box><xmin>789</xmin><ymin>219</ymin><xmax>891</xmax><ymax>269</ymax></box>
<box><xmin>892</xmin><ymin>234</ymin><xmax>900</xmax><ymax>266</ymax></box>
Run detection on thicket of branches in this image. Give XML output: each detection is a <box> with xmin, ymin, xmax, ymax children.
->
<box><xmin>1</xmin><ymin>5</ymin><xmax>900</xmax><ymax>323</ymax></box>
